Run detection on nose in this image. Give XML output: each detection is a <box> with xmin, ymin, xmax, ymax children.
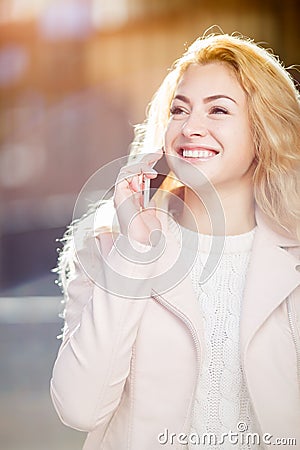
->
<box><xmin>181</xmin><ymin>113</ymin><xmax>208</xmax><ymax>138</ymax></box>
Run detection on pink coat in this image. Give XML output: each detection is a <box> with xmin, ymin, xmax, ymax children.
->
<box><xmin>50</xmin><ymin>203</ymin><xmax>300</xmax><ymax>449</ymax></box>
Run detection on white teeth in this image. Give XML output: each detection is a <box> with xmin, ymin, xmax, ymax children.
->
<box><xmin>182</xmin><ymin>149</ymin><xmax>217</xmax><ymax>158</ymax></box>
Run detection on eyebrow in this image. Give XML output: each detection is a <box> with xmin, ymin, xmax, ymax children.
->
<box><xmin>173</xmin><ymin>94</ymin><xmax>237</xmax><ymax>104</ymax></box>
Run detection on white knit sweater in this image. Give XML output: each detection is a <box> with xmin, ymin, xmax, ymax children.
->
<box><xmin>169</xmin><ymin>218</ymin><xmax>261</xmax><ymax>449</ymax></box>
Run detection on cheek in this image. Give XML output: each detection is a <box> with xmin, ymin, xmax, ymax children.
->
<box><xmin>240</xmin><ymin>132</ymin><xmax>256</xmax><ymax>165</ymax></box>
<box><xmin>163</xmin><ymin>126</ymin><xmax>172</xmax><ymax>149</ymax></box>
<box><xmin>232</xmin><ymin>145</ymin><xmax>256</xmax><ymax>176</ymax></box>
<box><xmin>229</xmin><ymin>121</ymin><xmax>255</xmax><ymax>159</ymax></box>
<box><xmin>164</xmin><ymin>121</ymin><xmax>181</xmax><ymax>147</ymax></box>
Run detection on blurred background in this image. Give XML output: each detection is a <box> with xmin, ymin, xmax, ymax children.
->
<box><xmin>0</xmin><ymin>0</ymin><xmax>299</xmax><ymax>448</ymax></box>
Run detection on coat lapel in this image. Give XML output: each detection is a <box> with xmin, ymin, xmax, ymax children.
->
<box><xmin>152</xmin><ymin>229</ymin><xmax>205</xmax><ymax>342</ymax></box>
<box><xmin>240</xmin><ymin>209</ymin><xmax>300</xmax><ymax>356</ymax></box>
<box><xmin>157</xmin><ymin>193</ymin><xmax>300</xmax><ymax>359</ymax></box>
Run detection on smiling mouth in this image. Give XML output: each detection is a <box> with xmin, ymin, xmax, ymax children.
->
<box><xmin>178</xmin><ymin>148</ymin><xmax>220</xmax><ymax>159</ymax></box>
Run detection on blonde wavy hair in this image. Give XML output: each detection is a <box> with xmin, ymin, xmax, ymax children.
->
<box><xmin>130</xmin><ymin>32</ymin><xmax>300</xmax><ymax>241</ymax></box>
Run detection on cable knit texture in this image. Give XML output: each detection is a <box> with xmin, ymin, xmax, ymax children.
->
<box><xmin>169</xmin><ymin>217</ymin><xmax>261</xmax><ymax>449</ymax></box>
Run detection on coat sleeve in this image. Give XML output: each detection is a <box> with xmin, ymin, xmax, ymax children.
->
<box><xmin>50</xmin><ymin>225</ymin><xmax>154</xmax><ymax>433</ymax></box>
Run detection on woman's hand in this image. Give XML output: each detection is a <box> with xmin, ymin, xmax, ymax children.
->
<box><xmin>113</xmin><ymin>150</ymin><xmax>164</xmax><ymax>245</ymax></box>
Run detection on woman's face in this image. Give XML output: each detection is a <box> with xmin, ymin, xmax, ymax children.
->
<box><xmin>164</xmin><ymin>62</ymin><xmax>256</xmax><ymax>192</ymax></box>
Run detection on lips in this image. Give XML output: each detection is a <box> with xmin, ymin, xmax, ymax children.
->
<box><xmin>182</xmin><ymin>149</ymin><xmax>218</xmax><ymax>158</ymax></box>
<box><xmin>177</xmin><ymin>146</ymin><xmax>220</xmax><ymax>160</ymax></box>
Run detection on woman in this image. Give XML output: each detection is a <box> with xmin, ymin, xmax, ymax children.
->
<box><xmin>51</xmin><ymin>33</ymin><xmax>300</xmax><ymax>449</ymax></box>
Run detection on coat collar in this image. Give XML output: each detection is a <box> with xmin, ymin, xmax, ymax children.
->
<box><xmin>240</xmin><ymin>207</ymin><xmax>300</xmax><ymax>355</ymax></box>
<box><xmin>157</xmin><ymin>192</ymin><xmax>300</xmax><ymax>356</ymax></box>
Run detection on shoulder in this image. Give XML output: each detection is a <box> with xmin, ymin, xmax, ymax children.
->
<box><xmin>255</xmin><ymin>206</ymin><xmax>300</xmax><ymax>249</ymax></box>
<box><xmin>56</xmin><ymin>200</ymin><xmax>118</xmax><ymax>291</ymax></box>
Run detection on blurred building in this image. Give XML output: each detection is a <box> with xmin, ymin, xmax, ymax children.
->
<box><xmin>0</xmin><ymin>0</ymin><xmax>299</xmax><ymax>293</ymax></box>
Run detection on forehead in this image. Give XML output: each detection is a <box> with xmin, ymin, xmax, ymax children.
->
<box><xmin>175</xmin><ymin>62</ymin><xmax>246</xmax><ymax>102</ymax></box>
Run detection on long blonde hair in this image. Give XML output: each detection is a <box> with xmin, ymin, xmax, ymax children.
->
<box><xmin>131</xmin><ymin>32</ymin><xmax>300</xmax><ymax>241</ymax></box>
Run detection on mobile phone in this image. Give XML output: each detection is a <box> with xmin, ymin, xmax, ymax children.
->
<box><xmin>143</xmin><ymin>152</ymin><xmax>168</xmax><ymax>208</ymax></box>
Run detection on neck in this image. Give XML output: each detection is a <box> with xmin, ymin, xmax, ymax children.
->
<box><xmin>180</xmin><ymin>182</ymin><xmax>256</xmax><ymax>236</ymax></box>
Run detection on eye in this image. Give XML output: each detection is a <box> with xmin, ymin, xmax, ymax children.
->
<box><xmin>169</xmin><ymin>105</ymin><xmax>188</xmax><ymax>116</ymax></box>
<box><xmin>210</xmin><ymin>106</ymin><xmax>228</xmax><ymax>115</ymax></box>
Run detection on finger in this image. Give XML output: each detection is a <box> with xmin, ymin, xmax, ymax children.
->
<box><xmin>121</xmin><ymin>148</ymin><xmax>163</xmax><ymax>180</ymax></box>
<box><xmin>134</xmin><ymin>148</ymin><xmax>164</xmax><ymax>167</ymax></box>
<box><xmin>122</xmin><ymin>175</ymin><xmax>141</xmax><ymax>193</ymax></box>
<box><xmin>117</xmin><ymin>169</ymin><xmax>157</xmax><ymax>192</ymax></box>
<box><xmin>118</xmin><ymin>164</ymin><xmax>156</xmax><ymax>181</ymax></box>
